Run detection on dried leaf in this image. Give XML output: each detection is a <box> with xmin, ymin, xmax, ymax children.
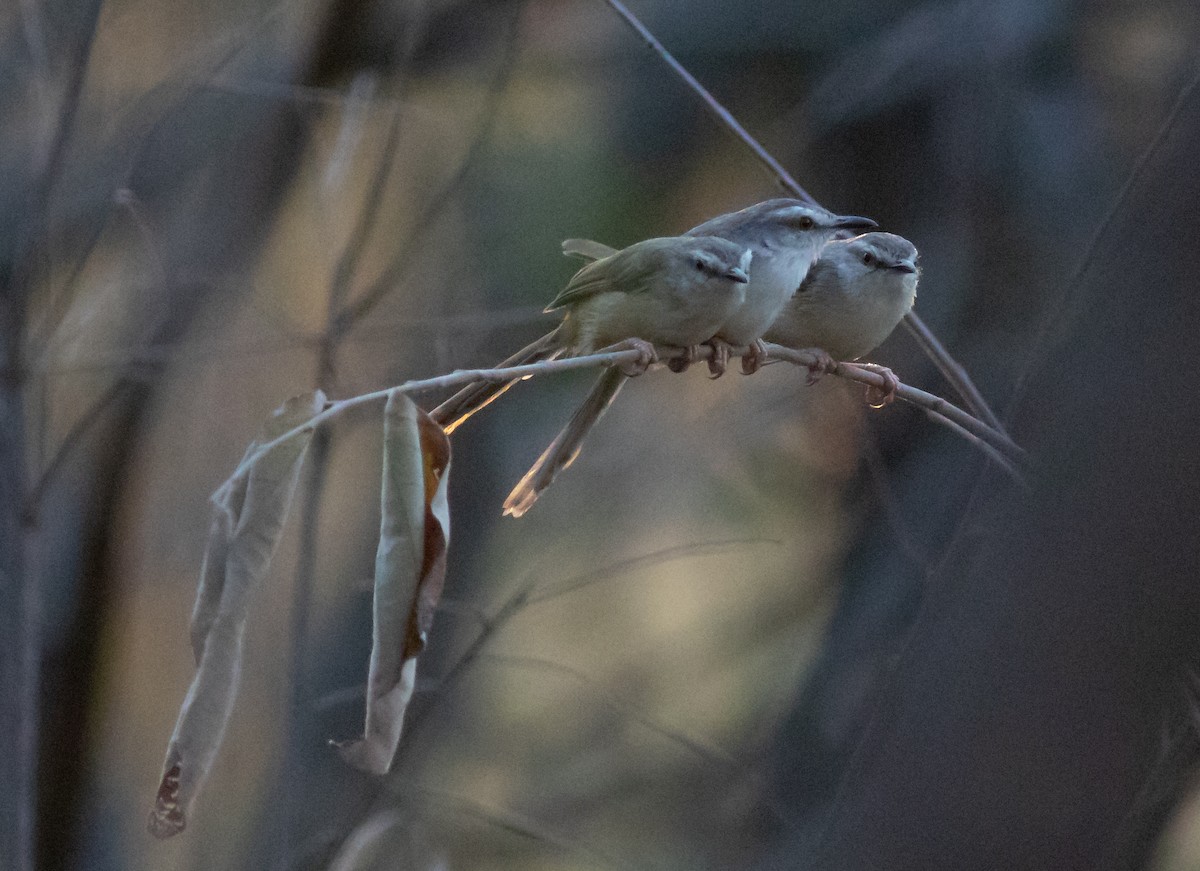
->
<box><xmin>148</xmin><ymin>390</ymin><xmax>325</xmax><ymax>839</ymax></box>
<box><xmin>336</xmin><ymin>390</ymin><xmax>451</xmax><ymax>774</ymax></box>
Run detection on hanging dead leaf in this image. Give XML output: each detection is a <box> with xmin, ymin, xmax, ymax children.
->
<box><xmin>148</xmin><ymin>390</ymin><xmax>325</xmax><ymax>839</ymax></box>
<box><xmin>335</xmin><ymin>390</ymin><xmax>451</xmax><ymax>775</ymax></box>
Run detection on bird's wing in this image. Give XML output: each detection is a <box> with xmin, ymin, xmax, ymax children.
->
<box><xmin>562</xmin><ymin>238</ymin><xmax>618</xmax><ymax>262</ymax></box>
<box><xmin>546</xmin><ymin>245</ymin><xmax>660</xmax><ymax>310</ymax></box>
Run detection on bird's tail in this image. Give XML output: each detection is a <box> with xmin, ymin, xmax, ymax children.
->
<box><xmin>431</xmin><ymin>328</ymin><xmax>562</xmax><ymax>435</ymax></box>
<box><xmin>502</xmin><ymin>367</ymin><xmax>627</xmax><ymax>517</ymax></box>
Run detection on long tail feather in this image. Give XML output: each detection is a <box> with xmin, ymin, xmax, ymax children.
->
<box><xmin>503</xmin><ymin>367</ymin><xmax>628</xmax><ymax>517</ymax></box>
<box><xmin>431</xmin><ymin>329</ymin><xmax>562</xmax><ymax>435</ymax></box>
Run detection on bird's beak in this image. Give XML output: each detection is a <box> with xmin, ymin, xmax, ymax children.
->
<box><xmin>890</xmin><ymin>261</ymin><xmax>918</xmax><ymax>274</ymax></box>
<box><xmin>726</xmin><ymin>266</ymin><xmax>750</xmax><ymax>283</ymax></box>
<box><xmin>833</xmin><ymin>214</ymin><xmax>878</xmax><ymax>230</ymax></box>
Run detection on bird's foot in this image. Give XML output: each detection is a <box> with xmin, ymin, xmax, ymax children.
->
<box><xmin>741</xmin><ymin>339</ymin><xmax>769</xmax><ymax>375</ymax></box>
<box><xmin>852</xmin><ymin>362</ymin><xmax>901</xmax><ymax>408</ymax></box>
<box><xmin>707</xmin><ymin>339</ymin><xmax>733</xmax><ymax>379</ymax></box>
<box><xmin>609</xmin><ymin>338</ymin><xmax>658</xmax><ymax>376</ymax></box>
<box><xmin>797</xmin><ymin>347</ymin><xmax>836</xmax><ymax>386</ymax></box>
<box><xmin>667</xmin><ymin>344</ymin><xmax>701</xmax><ymax>373</ymax></box>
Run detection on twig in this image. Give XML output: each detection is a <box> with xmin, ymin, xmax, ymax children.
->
<box><xmin>834</xmin><ymin>360</ymin><xmax>1024</xmax><ymax>462</ymax></box>
<box><xmin>333</xmin><ymin>5</ymin><xmax>522</xmax><ymax>333</ymax></box>
<box><xmin>479</xmin><ymin>653</ymin><xmax>800</xmax><ymax>830</ymax></box>
<box><xmin>920</xmin><ymin>406</ymin><xmax>1026</xmax><ymax>486</ymax></box>
<box><xmin>1006</xmin><ymin>63</ymin><xmax>1200</xmax><ymax>420</ymax></box>
<box><xmin>773</xmin><ymin>349</ymin><xmax>1025</xmax><ymax>472</ymax></box>
<box><xmin>598</xmin><ymin>0</ymin><xmax>1008</xmax><ymax>440</ymax></box>
<box><xmin>602</xmin><ymin>0</ymin><xmax>814</xmax><ymax>203</ymax></box>
<box><xmin>525</xmin><ymin>537</ymin><xmax>781</xmax><ymax>606</ymax></box>
<box><xmin>230</xmin><ymin>343</ymin><xmax>1024</xmax><ymax>490</ymax></box>
<box><xmin>899</xmin><ymin>314</ymin><xmax>1006</xmax><ymax>434</ymax></box>
<box><xmin>22</xmin><ymin>381</ymin><xmax>127</xmax><ymax>521</ymax></box>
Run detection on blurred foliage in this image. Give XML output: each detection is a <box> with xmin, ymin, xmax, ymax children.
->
<box><xmin>2</xmin><ymin>0</ymin><xmax>1200</xmax><ymax>869</ymax></box>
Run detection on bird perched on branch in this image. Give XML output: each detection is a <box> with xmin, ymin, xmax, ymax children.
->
<box><xmin>765</xmin><ymin>231</ymin><xmax>918</xmax><ymax>405</ymax></box>
<box><xmin>501</xmin><ymin>230</ymin><xmax>917</xmax><ymax>518</ymax></box>
<box><xmin>430</xmin><ymin>235</ymin><xmax>752</xmax><ymax>434</ymax></box>
<box><xmin>687</xmin><ymin>199</ymin><xmax>876</xmax><ymax>375</ymax></box>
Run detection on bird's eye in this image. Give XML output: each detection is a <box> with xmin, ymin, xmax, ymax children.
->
<box><xmin>798</xmin><ymin>216</ymin><xmax>815</xmax><ymax>230</ymax></box>
<box><xmin>862</xmin><ymin>252</ymin><xmax>874</xmax><ymax>266</ymax></box>
<box><xmin>695</xmin><ymin>258</ymin><xmax>706</xmax><ymax>272</ymax></box>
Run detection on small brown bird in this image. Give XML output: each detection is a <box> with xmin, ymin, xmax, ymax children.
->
<box><xmin>501</xmin><ymin>231</ymin><xmax>918</xmax><ymax>517</ymax></box>
<box><xmin>764</xmin><ymin>231</ymin><xmax>918</xmax><ymax>404</ymax></box>
<box><xmin>687</xmin><ymin>199</ymin><xmax>877</xmax><ymax>374</ymax></box>
<box><xmin>431</xmin><ymin>234</ymin><xmax>752</xmax><ymax>434</ymax></box>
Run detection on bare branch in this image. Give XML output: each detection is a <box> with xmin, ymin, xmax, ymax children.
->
<box><xmin>333</xmin><ymin>6</ymin><xmax>522</xmax><ymax>333</ymax></box>
<box><xmin>602</xmin><ymin>0</ymin><xmax>814</xmax><ymax>204</ymax></box>
<box><xmin>900</xmin><ymin>315</ymin><xmax>1007</xmax><ymax>433</ymax></box>
<box><xmin>228</xmin><ymin>342</ymin><xmax>1024</xmax><ymax>495</ymax></box>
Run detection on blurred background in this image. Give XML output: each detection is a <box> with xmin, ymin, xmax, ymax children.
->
<box><xmin>4</xmin><ymin>0</ymin><xmax>1200</xmax><ymax>868</ymax></box>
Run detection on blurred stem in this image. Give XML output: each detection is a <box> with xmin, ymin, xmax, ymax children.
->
<box><xmin>30</xmin><ymin>0</ymin><xmax>103</xmax><ymax>221</ymax></box>
<box><xmin>0</xmin><ymin>5</ymin><xmax>106</xmax><ymax>868</ymax></box>
<box><xmin>332</xmin><ymin>3</ymin><xmax>522</xmax><ymax>333</ymax></box>
<box><xmin>234</xmin><ymin>343</ymin><xmax>1024</xmax><ymax>484</ymax></box>
<box><xmin>275</xmin><ymin>74</ymin><xmax>406</xmax><ymax>866</ymax></box>
<box><xmin>900</xmin><ymin>314</ymin><xmax>1006</xmax><ymax>433</ymax></box>
<box><xmin>277</xmin><ymin>430</ymin><xmax>331</xmax><ymax>860</ymax></box>
<box><xmin>0</xmin><ymin>315</ymin><xmax>34</xmax><ymax>871</ymax></box>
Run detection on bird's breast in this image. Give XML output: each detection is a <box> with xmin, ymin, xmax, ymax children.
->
<box><xmin>717</xmin><ymin>245</ymin><xmax>816</xmax><ymax>344</ymax></box>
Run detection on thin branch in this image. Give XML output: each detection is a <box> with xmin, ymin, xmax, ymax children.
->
<box><xmin>833</xmin><ymin>359</ymin><xmax>1025</xmax><ymax>463</ymax></box>
<box><xmin>598</xmin><ymin>0</ymin><xmax>1007</xmax><ymax>440</ymax></box>
<box><xmin>921</xmin><ymin>406</ymin><xmax>1026</xmax><ymax>486</ymax></box>
<box><xmin>1006</xmin><ymin>63</ymin><xmax>1200</xmax><ymax>420</ymax></box>
<box><xmin>525</xmin><ymin>537</ymin><xmax>782</xmax><ymax>606</ymax></box>
<box><xmin>479</xmin><ymin>653</ymin><xmax>799</xmax><ymax>830</ymax></box>
<box><xmin>900</xmin><ymin>314</ymin><xmax>1006</xmax><ymax>434</ymax></box>
<box><xmin>403</xmin><ymin>783</ymin><xmax>636</xmax><ymax>870</ymax></box>
<box><xmin>22</xmin><ymin>381</ymin><xmax>126</xmax><ymax>520</ymax></box>
<box><xmin>333</xmin><ymin>4</ymin><xmax>522</xmax><ymax>332</ymax></box>
<box><xmin>602</xmin><ymin>0</ymin><xmax>814</xmax><ymax>204</ymax></box>
<box><xmin>229</xmin><ymin>342</ymin><xmax>1025</xmax><ymax>493</ymax></box>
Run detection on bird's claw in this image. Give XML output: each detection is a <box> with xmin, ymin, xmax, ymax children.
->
<box><xmin>741</xmin><ymin>339</ymin><xmax>769</xmax><ymax>376</ymax></box>
<box><xmin>667</xmin><ymin>344</ymin><xmax>701</xmax><ymax>373</ymax></box>
<box><xmin>798</xmin><ymin>347</ymin><xmax>836</xmax><ymax>386</ymax></box>
<box><xmin>707</xmin><ymin>339</ymin><xmax>732</xmax><ymax>379</ymax></box>
<box><xmin>854</xmin><ymin>363</ymin><xmax>900</xmax><ymax>408</ymax></box>
<box><xmin>613</xmin><ymin>338</ymin><xmax>658</xmax><ymax>376</ymax></box>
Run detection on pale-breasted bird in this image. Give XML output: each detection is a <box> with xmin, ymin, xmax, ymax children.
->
<box><xmin>764</xmin><ymin>231</ymin><xmax>918</xmax><ymax>402</ymax></box>
<box><xmin>501</xmin><ymin>230</ymin><xmax>917</xmax><ymax>518</ymax></box>
<box><xmin>687</xmin><ymin>199</ymin><xmax>877</xmax><ymax>375</ymax></box>
<box><xmin>431</xmin><ymin>235</ymin><xmax>752</xmax><ymax>434</ymax></box>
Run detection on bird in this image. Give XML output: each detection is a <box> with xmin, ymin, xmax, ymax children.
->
<box><xmin>430</xmin><ymin>234</ymin><xmax>752</xmax><ymax>434</ymax></box>
<box><xmin>687</xmin><ymin>199</ymin><xmax>877</xmax><ymax>375</ymax></box>
<box><xmin>764</xmin><ymin>231</ymin><xmax>918</xmax><ymax>404</ymax></box>
<box><xmin>501</xmin><ymin>230</ymin><xmax>918</xmax><ymax>518</ymax></box>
